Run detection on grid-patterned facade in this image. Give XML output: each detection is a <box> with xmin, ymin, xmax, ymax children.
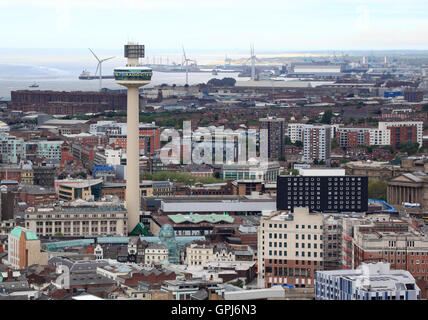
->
<box><xmin>277</xmin><ymin>175</ymin><xmax>368</xmax><ymax>213</ymax></box>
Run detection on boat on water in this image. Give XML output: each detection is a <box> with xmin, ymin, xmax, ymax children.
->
<box><xmin>29</xmin><ymin>82</ymin><xmax>39</xmax><ymax>88</ymax></box>
<box><xmin>79</xmin><ymin>69</ymin><xmax>114</xmax><ymax>80</ymax></box>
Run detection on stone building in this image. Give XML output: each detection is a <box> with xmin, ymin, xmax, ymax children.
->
<box><xmin>387</xmin><ymin>172</ymin><xmax>428</xmax><ymax>209</ymax></box>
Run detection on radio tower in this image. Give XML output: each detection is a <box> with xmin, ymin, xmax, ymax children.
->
<box><xmin>114</xmin><ymin>43</ymin><xmax>152</xmax><ymax>233</ymax></box>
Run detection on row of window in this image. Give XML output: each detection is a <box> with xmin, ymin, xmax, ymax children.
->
<box><xmin>267</xmin><ymin>250</ymin><xmax>323</xmax><ymax>258</ymax></box>
<box><xmin>266</xmin><ymin>224</ymin><xmax>322</xmax><ymax>230</ymax></box>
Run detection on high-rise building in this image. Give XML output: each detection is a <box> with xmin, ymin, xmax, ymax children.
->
<box><xmin>8</xmin><ymin>226</ymin><xmax>48</xmax><ymax>269</ymax></box>
<box><xmin>403</xmin><ymin>89</ymin><xmax>424</xmax><ymax>102</ymax></box>
<box><xmin>286</xmin><ymin>123</ymin><xmax>305</xmax><ymax>144</ymax></box>
<box><xmin>378</xmin><ymin>121</ymin><xmax>423</xmax><ymax>149</ymax></box>
<box><xmin>259</xmin><ymin>116</ymin><xmax>285</xmax><ymax>160</ymax></box>
<box><xmin>336</xmin><ymin>128</ymin><xmax>370</xmax><ymax>148</ymax></box>
<box><xmin>257</xmin><ymin>207</ymin><xmax>325</xmax><ymax>288</ymax></box>
<box><xmin>276</xmin><ymin>169</ymin><xmax>368</xmax><ymax>213</ymax></box>
<box><xmin>302</xmin><ymin>125</ymin><xmax>331</xmax><ymax>164</ymax></box>
<box><xmin>114</xmin><ymin>43</ymin><xmax>152</xmax><ymax>232</ymax></box>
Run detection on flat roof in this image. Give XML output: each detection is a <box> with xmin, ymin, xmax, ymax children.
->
<box><xmin>168</xmin><ymin>213</ymin><xmax>234</xmax><ymax>224</ymax></box>
<box><xmin>297</xmin><ymin>168</ymin><xmax>345</xmax><ymax>176</ymax></box>
<box><xmin>161</xmin><ymin>200</ymin><xmax>276</xmax><ymax>213</ymax></box>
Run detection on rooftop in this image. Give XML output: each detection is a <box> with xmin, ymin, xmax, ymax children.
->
<box><xmin>168</xmin><ymin>213</ymin><xmax>234</xmax><ymax>224</ymax></box>
<box><xmin>161</xmin><ymin>199</ymin><xmax>276</xmax><ymax>213</ymax></box>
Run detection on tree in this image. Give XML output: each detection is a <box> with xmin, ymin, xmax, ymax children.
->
<box><xmin>77</xmin><ymin>171</ymin><xmax>87</xmax><ymax>179</ymax></box>
<box><xmin>331</xmin><ymin>138</ymin><xmax>339</xmax><ymax>149</ymax></box>
<box><xmin>293</xmin><ymin>140</ymin><xmax>303</xmax><ymax>148</ymax></box>
<box><xmin>398</xmin><ymin>141</ymin><xmax>420</xmax><ymax>156</ymax></box>
<box><xmin>58</xmin><ymin>172</ymin><xmax>67</xmax><ymax>180</ymax></box>
<box><xmin>229</xmin><ymin>279</ymin><xmax>244</xmax><ymax>288</ymax></box>
<box><xmin>368</xmin><ymin>180</ymin><xmax>387</xmax><ymax>200</ymax></box>
<box><xmin>207</xmin><ymin>77</ymin><xmax>236</xmax><ymax>87</ymax></box>
<box><xmin>320</xmin><ymin>110</ymin><xmax>333</xmax><ymax>124</ymax></box>
<box><xmin>381</xmin><ymin>145</ymin><xmax>394</xmax><ymax>153</ymax></box>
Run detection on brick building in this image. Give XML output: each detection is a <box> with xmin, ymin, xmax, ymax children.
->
<box><xmin>9</xmin><ymin>90</ymin><xmax>127</xmax><ymax>115</ymax></box>
<box><xmin>352</xmin><ymin>217</ymin><xmax>428</xmax><ymax>298</ymax></box>
<box><xmin>15</xmin><ymin>185</ymin><xmax>57</xmax><ymax>207</ymax></box>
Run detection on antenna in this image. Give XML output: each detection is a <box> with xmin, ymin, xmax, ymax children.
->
<box><xmin>89</xmin><ymin>48</ymin><xmax>115</xmax><ymax>91</ymax></box>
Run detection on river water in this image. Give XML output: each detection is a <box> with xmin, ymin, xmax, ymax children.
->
<box><xmin>0</xmin><ymin>71</ymin><xmax>250</xmax><ymax>98</ymax></box>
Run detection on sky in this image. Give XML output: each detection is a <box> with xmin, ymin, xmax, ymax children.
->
<box><xmin>1</xmin><ymin>0</ymin><xmax>428</xmax><ymax>53</ymax></box>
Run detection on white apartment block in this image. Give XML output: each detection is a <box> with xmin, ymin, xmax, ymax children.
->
<box><xmin>288</xmin><ymin>123</ymin><xmax>336</xmax><ymax>144</ymax></box>
<box><xmin>286</xmin><ymin>123</ymin><xmax>305</xmax><ymax>143</ymax></box>
<box><xmin>369</xmin><ymin>128</ymin><xmax>391</xmax><ymax>146</ymax></box>
<box><xmin>302</xmin><ymin>125</ymin><xmax>331</xmax><ymax>163</ymax></box>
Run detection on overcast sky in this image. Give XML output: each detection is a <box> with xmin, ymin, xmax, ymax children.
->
<box><xmin>1</xmin><ymin>0</ymin><xmax>428</xmax><ymax>52</ymax></box>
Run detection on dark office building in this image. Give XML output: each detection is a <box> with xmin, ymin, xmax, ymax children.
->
<box><xmin>0</xmin><ymin>192</ymin><xmax>14</xmax><ymax>221</ymax></box>
<box><xmin>277</xmin><ymin>175</ymin><xmax>368</xmax><ymax>213</ymax></box>
<box><xmin>259</xmin><ymin>116</ymin><xmax>285</xmax><ymax>160</ymax></box>
<box><xmin>403</xmin><ymin>90</ymin><xmax>424</xmax><ymax>103</ymax></box>
<box><xmin>33</xmin><ymin>163</ymin><xmax>56</xmax><ymax>188</ymax></box>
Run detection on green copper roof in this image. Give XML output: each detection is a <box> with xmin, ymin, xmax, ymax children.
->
<box><xmin>168</xmin><ymin>213</ymin><xmax>234</xmax><ymax>224</ymax></box>
<box><xmin>10</xmin><ymin>227</ymin><xmax>39</xmax><ymax>241</ymax></box>
<box><xmin>129</xmin><ymin>223</ymin><xmax>150</xmax><ymax>236</ymax></box>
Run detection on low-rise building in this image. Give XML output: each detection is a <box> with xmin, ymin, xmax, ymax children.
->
<box><xmin>144</xmin><ymin>242</ymin><xmax>169</xmax><ymax>265</ymax></box>
<box><xmin>219</xmin><ymin>160</ymin><xmax>280</xmax><ymax>183</ymax></box>
<box><xmin>56</xmin><ymin>178</ymin><xmax>103</xmax><ymax>202</ymax></box>
<box><xmin>161</xmin><ymin>278</ymin><xmax>225</xmax><ymax>300</ymax></box>
<box><xmin>24</xmin><ymin>201</ymin><xmax>128</xmax><ymax>237</ymax></box>
<box><xmin>315</xmin><ymin>262</ymin><xmax>421</xmax><ymax>300</ymax></box>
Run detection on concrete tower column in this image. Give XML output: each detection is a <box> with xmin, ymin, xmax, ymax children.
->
<box><xmin>114</xmin><ymin>43</ymin><xmax>152</xmax><ymax>233</ymax></box>
<box><xmin>126</xmin><ymin>85</ymin><xmax>141</xmax><ymax>231</ymax></box>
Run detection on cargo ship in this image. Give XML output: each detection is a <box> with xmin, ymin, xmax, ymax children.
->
<box><xmin>79</xmin><ymin>69</ymin><xmax>115</xmax><ymax>80</ymax></box>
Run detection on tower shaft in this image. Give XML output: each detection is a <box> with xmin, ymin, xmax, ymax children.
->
<box><xmin>114</xmin><ymin>43</ymin><xmax>151</xmax><ymax>234</ymax></box>
<box><xmin>125</xmin><ymin>85</ymin><xmax>140</xmax><ymax>231</ymax></box>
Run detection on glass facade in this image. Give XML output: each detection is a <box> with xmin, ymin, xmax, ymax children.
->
<box><xmin>113</xmin><ymin>69</ymin><xmax>152</xmax><ymax>81</ymax></box>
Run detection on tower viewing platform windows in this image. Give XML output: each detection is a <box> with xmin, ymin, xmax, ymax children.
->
<box><xmin>113</xmin><ymin>67</ymin><xmax>152</xmax><ymax>82</ymax></box>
